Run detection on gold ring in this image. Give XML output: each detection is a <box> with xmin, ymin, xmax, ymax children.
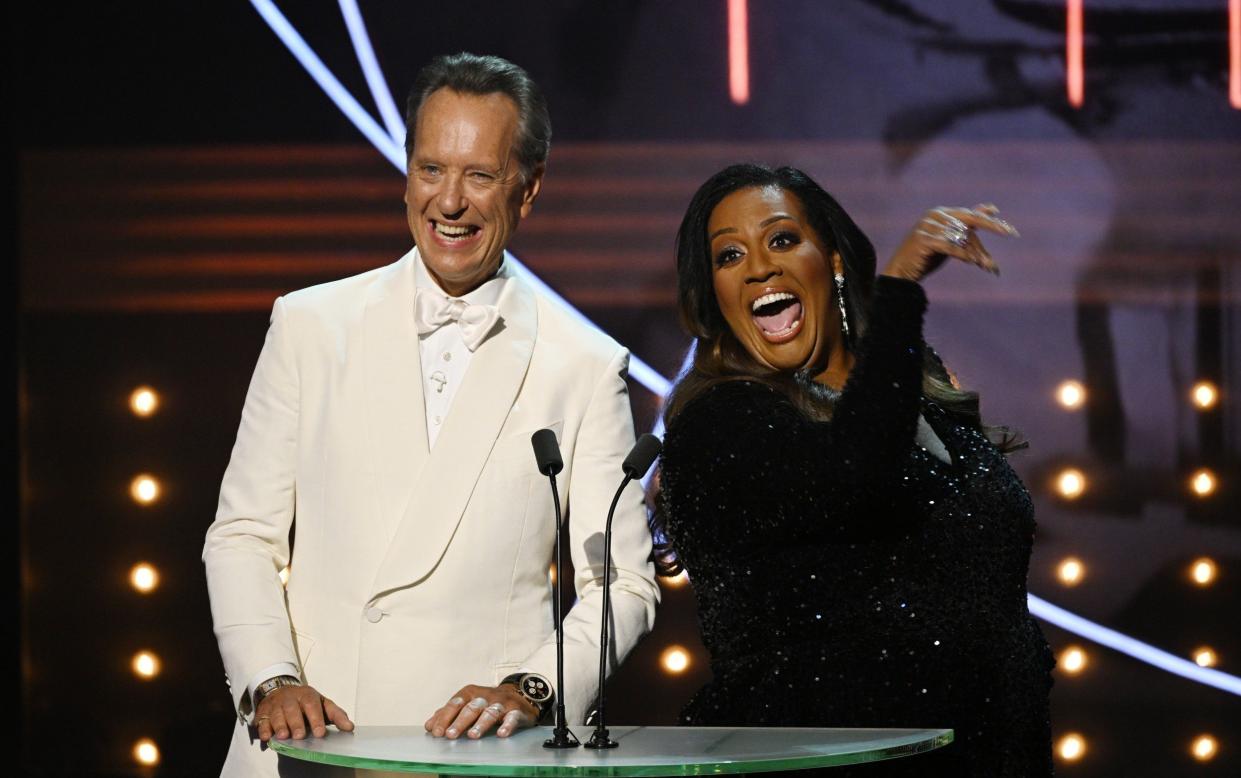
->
<box><xmin>256</xmin><ymin>715</ymin><xmax>271</xmax><ymax>722</ymax></box>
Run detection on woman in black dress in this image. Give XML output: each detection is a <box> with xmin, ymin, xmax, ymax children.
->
<box><xmin>656</xmin><ymin>164</ymin><xmax>1054</xmax><ymax>776</ymax></box>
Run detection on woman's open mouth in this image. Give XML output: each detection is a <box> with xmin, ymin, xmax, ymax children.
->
<box><xmin>751</xmin><ymin>291</ymin><xmax>803</xmax><ymax>343</ymax></box>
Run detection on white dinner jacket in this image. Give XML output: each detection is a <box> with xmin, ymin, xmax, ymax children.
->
<box><xmin>203</xmin><ymin>248</ymin><xmax>659</xmax><ymax>777</ymax></box>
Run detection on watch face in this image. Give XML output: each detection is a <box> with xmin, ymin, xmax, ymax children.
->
<box><xmin>520</xmin><ymin>674</ymin><xmax>552</xmax><ymax>703</ymax></box>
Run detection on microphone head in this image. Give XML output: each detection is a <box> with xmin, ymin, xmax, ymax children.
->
<box><xmin>531</xmin><ymin>428</ymin><xmax>564</xmax><ymax>476</ymax></box>
<box><xmin>622</xmin><ymin>433</ymin><xmax>662</xmax><ymax>479</ymax></box>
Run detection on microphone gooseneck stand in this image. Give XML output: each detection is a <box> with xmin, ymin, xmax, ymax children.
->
<box><xmin>530</xmin><ymin>429</ymin><xmax>580</xmax><ymax>749</ymax></box>
<box><xmin>585</xmin><ymin>434</ymin><xmax>662</xmax><ymax>750</ymax></box>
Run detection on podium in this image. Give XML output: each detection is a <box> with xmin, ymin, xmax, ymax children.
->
<box><xmin>271</xmin><ymin>725</ymin><xmax>952</xmax><ymax>774</ymax></box>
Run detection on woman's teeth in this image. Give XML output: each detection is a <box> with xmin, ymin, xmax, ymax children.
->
<box><xmin>751</xmin><ymin>291</ymin><xmax>796</xmax><ymax>313</ymax></box>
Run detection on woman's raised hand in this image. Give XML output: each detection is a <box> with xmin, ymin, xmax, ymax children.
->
<box><xmin>881</xmin><ymin>204</ymin><xmax>1018</xmax><ymax>283</ymax></box>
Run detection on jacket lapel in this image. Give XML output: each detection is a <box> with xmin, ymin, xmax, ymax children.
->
<box><xmin>361</xmin><ymin>250</ymin><xmax>430</xmax><ymax>549</ymax></box>
<box><xmin>369</xmin><ymin>264</ymin><xmax>537</xmax><ymax>599</ymax></box>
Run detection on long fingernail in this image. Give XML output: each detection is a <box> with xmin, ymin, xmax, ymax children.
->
<box><xmin>446</xmin><ymin>727</ymin><xmax>458</xmax><ymax>737</ymax></box>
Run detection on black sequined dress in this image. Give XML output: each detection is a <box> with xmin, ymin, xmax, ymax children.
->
<box><xmin>659</xmin><ymin>277</ymin><xmax>1054</xmax><ymax>776</ymax></box>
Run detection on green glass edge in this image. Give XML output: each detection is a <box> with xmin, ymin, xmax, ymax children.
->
<box><xmin>270</xmin><ymin>731</ymin><xmax>953</xmax><ymax>776</ymax></box>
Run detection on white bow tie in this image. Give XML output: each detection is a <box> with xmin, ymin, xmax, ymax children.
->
<box><xmin>413</xmin><ymin>288</ymin><xmax>501</xmax><ymax>352</ymax></box>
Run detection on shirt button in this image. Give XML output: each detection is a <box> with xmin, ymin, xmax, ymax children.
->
<box><xmin>365</xmin><ymin>607</ymin><xmax>383</xmax><ymax>623</ymax></box>
<box><xmin>443</xmin><ymin>352</ymin><xmax>452</xmax><ymax>361</ymax></box>
<box><xmin>434</xmin><ymin>415</ymin><xmax>441</xmax><ymax>425</ymax></box>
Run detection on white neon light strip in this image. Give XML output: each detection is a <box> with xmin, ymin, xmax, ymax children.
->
<box><xmin>338</xmin><ymin>0</ymin><xmax>406</xmax><ymax>145</ymax></box>
<box><xmin>1029</xmin><ymin>594</ymin><xmax>1241</xmax><ymax>694</ymax></box>
<box><xmin>251</xmin><ymin>0</ymin><xmax>1240</xmax><ymax>698</ymax></box>
<box><xmin>250</xmin><ymin>0</ymin><xmax>405</xmax><ymax>170</ymax></box>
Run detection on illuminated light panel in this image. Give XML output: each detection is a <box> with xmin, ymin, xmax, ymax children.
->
<box><xmin>130</xmin><ymin>474</ymin><xmax>161</xmax><ymax>505</ymax></box>
<box><xmin>133</xmin><ymin>739</ymin><xmax>160</xmax><ymax>766</ymax></box>
<box><xmin>1057</xmin><ymin>732</ymin><xmax>1086</xmax><ymax>762</ymax></box>
<box><xmin>1232</xmin><ymin>0</ymin><xmax>1241</xmax><ymax>108</ymax></box>
<box><xmin>661</xmin><ymin>646</ymin><xmax>691</xmax><ymax>674</ymax></box>
<box><xmin>728</xmin><ymin>0</ymin><xmax>750</xmax><ymax>105</ymax></box>
<box><xmin>1059</xmin><ymin>645</ymin><xmax>1087</xmax><ymax>675</ymax></box>
<box><xmin>1066</xmin><ymin>0</ymin><xmax>1084</xmax><ymax>107</ymax></box>
<box><xmin>132</xmin><ymin>651</ymin><xmax>161</xmax><ymax>679</ymax></box>
<box><xmin>1057</xmin><ymin>557</ymin><xmax>1085</xmax><ymax>586</ymax></box>
<box><xmin>1191</xmin><ymin>734</ymin><xmax>1218</xmax><ymax>762</ymax></box>
<box><xmin>252</xmin><ymin>0</ymin><xmax>1241</xmax><ymax>700</ymax></box>
<box><xmin>1194</xmin><ymin>647</ymin><xmax>1218</xmax><ymax>668</ymax></box>
<box><xmin>130</xmin><ymin>563</ymin><xmax>159</xmax><ymax>593</ymax></box>
<box><xmin>1191</xmin><ymin>380</ymin><xmax>1219</xmax><ymax>410</ymax></box>
<box><xmin>1055</xmin><ymin>380</ymin><xmax>1086</xmax><ymax>410</ymax></box>
<box><xmin>1055</xmin><ymin>468</ymin><xmax>1086</xmax><ymax>500</ymax></box>
<box><xmin>1189</xmin><ymin>468</ymin><xmax>1217</xmax><ymax>498</ymax></box>
<box><xmin>1190</xmin><ymin>557</ymin><xmax>1218</xmax><ymax>586</ymax></box>
<box><xmin>129</xmin><ymin>386</ymin><xmax>159</xmax><ymax>417</ymax></box>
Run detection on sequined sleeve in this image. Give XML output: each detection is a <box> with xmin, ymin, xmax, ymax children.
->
<box><xmin>660</xmin><ymin>276</ymin><xmax>927</xmax><ymax>546</ymax></box>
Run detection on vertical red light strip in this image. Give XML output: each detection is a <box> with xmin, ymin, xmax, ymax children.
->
<box><xmin>1230</xmin><ymin>0</ymin><xmax>1241</xmax><ymax>108</ymax></box>
<box><xmin>1066</xmin><ymin>0</ymin><xmax>1084</xmax><ymax>107</ymax></box>
<box><xmin>728</xmin><ymin>0</ymin><xmax>750</xmax><ymax>105</ymax></box>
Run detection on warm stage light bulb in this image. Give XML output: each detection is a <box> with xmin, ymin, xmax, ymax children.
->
<box><xmin>132</xmin><ymin>651</ymin><xmax>161</xmax><ymax>679</ymax></box>
<box><xmin>1191</xmin><ymin>734</ymin><xmax>1218</xmax><ymax>761</ymax></box>
<box><xmin>661</xmin><ymin>646</ymin><xmax>691</xmax><ymax>674</ymax></box>
<box><xmin>1057</xmin><ymin>733</ymin><xmax>1086</xmax><ymax>762</ymax></box>
<box><xmin>1191</xmin><ymin>381</ymin><xmax>1218</xmax><ymax>410</ymax></box>
<box><xmin>662</xmin><ymin>570</ymin><xmax>690</xmax><ymax>588</ymax></box>
<box><xmin>1055</xmin><ymin>380</ymin><xmax>1086</xmax><ymax>410</ymax></box>
<box><xmin>130</xmin><ymin>563</ymin><xmax>159</xmax><ymax>593</ymax></box>
<box><xmin>130</xmin><ymin>474</ymin><xmax>161</xmax><ymax>505</ymax></box>
<box><xmin>1193</xmin><ymin>646</ymin><xmax>1218</xmax><ymax>668</ymax></box>
<box><xmin>133</xmin><ymin>738</ymin><xmax>160</xmax><ymax>766</ymax></box>
<box><xmin>129</xmin><ymin>386</ymin><xmax>159</xmax><ymax>417</ymax></box>
<box><xmin>1190</xmin><ymin>557</ymin><xmax>1217</xmax><ymax>586</ymax></box>
<box><xmin>1057</xmin><ymin>557</ymin><xmax>1085</xmax><ymax>586</ymax></box>
<box><xmin>1060</xmin><ymin>646</ymin><xmax>1087</xmax><ymax>674</ymax></box>
<box><xmin>1189</xmin><ymin>469</ymin><xmax>1217</xmax><ymax>497</ymax></box>
<box><xmin>1055</xmin><ymin>468</ymin><xmax>1086</xmax><ymax>500</ymax></box>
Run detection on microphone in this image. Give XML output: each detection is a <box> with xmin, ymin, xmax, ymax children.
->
<box><xmin>530</xmin><ymin>429</ymin><xmax>579</xmax><ymax>749</ymax></box>
<box><xmin>532</xmin><ymin>428</ymin><xmax>563</xmax><ymax>476</ymax></box>
<box><xmin>585</xmin><ymin>433</ymin><xmax>662</xmax><ymax>750</ymax></box>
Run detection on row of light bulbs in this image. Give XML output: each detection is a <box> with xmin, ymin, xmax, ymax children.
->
<box><xmin>1055</xmin><ymin>379</ymin><xmax>1219</xmax><ymax>412</ymax></box>
<box><xmin>128</xmin><ymin>387</ymin><xmax>163</xmax><ymax>767</ymax></box>
<box><xmin>1054</xmin><ymin>379</ymin><xmax>1225</xmax><ymax>765</ymax></box>
<box><xmin>1055</xmin><ymin>732</ymin><xmax>1220</xmax><ymax>764</ymax></box>
<box><xmin>1053</xmin><ymin>556</ymin><xmax>1220</xmax><ymax>587</ymax></box>
<box><xmin>1052</xmin><ymin>465</ymin><xmax>1219</xmax><ymax>500</ymax></box>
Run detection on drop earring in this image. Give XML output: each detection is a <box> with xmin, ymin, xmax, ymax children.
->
<box><xmin>834</xmin><ymin>272</ymin><xmax>850</xmax><ymax>340</ymax></box>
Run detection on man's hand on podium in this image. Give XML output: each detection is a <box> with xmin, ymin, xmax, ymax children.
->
<box><xmin>425</xmin><ymin>684</ymin><xmax>538</xmax><ymax>740</ymax></box>
<box><xmin>255</xmin><ymin>684</ymin><xmax>355</xmax><ymax>742</ymax></box>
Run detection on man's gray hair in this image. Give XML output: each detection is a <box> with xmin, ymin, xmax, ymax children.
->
<box><xmin>404</xmin><ymin>52</ymin><xmax>552</xmax><ymax>181</ymax></box>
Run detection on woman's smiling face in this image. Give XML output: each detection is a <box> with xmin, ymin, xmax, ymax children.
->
<box><xmin>709</xmin><ymin>185</ymin><xmax>845</xmax><ymax>376</ymax></box>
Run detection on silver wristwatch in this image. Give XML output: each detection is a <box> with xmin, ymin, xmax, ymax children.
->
<box><xmin>254</xmin><ymin>674</ymin><xmax>302</xmax><ymax>706</ymax></box>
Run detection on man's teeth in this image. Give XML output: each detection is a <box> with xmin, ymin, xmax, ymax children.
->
<box><xmin>751</xmin><ymin>291</ymin><xmax>796</xmax><ymax>313</ymax></box>
<box><xmin>434</xmin><ymin>222</ymin><xmax>475</xmax><ymax>237</ymax></box>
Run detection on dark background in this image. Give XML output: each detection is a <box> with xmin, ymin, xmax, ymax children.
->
<box><xmin>15</xmin><ymin>1</ymin><xmax>1241</xmax><ymax>775</ymax></box>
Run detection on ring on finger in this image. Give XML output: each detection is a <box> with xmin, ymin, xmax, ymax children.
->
<box><xmin>484</xmin><ymin>702</ymin><xmax>506</xmax><ymax>717</ymax></box>
<box><xmin>942</xmin><ymin>228</ymin><xmax>970</xmax><ymax>248</ymax></box>
<box><xmin>931</xmin><ymin>208</ymin><xmax>969</xmax><ymax>232</ymax></box>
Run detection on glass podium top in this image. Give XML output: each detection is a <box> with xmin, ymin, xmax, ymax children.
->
<box><xmin>271</xmin><ymin>725</ymin><xmax>953</xmax><ymax>775</ymax></box>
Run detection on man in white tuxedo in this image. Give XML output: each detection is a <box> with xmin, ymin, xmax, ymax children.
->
<box><xmin>203</xmin><ymin>53</ymin><xmax>659</xmax><ymax>776</ymax></box>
